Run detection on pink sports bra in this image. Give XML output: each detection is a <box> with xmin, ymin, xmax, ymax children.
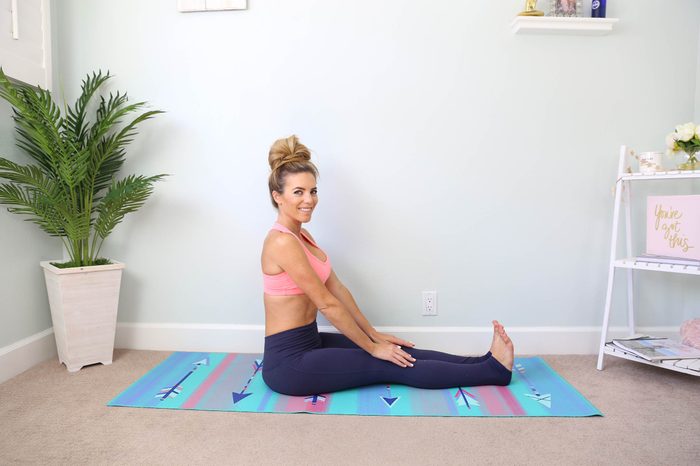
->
<box><xmin>263</xmin><ymin>223</ymin><xmax>332</xmax><ymax>296</ymax></box>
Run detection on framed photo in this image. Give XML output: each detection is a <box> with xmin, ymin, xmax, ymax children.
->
<box><xmin>550</xmin><ymin>0</ymin><xmax>581</xmax><ymax>17</ymax></box>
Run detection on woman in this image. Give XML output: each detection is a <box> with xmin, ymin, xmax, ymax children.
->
<box><xmin>261</xmin><ymin>135</ymin><xmax>514</xmax><ymax>396</ymax></box>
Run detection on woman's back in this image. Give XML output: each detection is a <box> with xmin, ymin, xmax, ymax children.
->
<box><xmin>262</xmin><ymin>225</ymin><xmax>330</xmax><ymax>336</ymax></box>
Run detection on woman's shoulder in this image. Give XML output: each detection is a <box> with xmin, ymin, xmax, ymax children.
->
<box><xmin>264</xmin><ymin>229</ymin><xmax>301</xmax><ymax>254</ymax></box>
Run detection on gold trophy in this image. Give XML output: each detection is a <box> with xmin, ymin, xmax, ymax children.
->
<box><xmin>518</xmin><ymin>0</ymin><xmax>544</xmax><ymax>16</ymax></box>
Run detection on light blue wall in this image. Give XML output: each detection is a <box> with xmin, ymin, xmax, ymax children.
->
<box><xmin>54</xmin><ymin>0</ymin><xmax>700</xmax><ymax>328</ymax></box>
<box><xmin>0</xmin><ymin>100</ymin><xmax>59</xmax><ymax>347</ymax></box>
<box><xmin>3</xmin><ymin>0</ymin><xmax>700</xmax><ymax>348</ymax></box>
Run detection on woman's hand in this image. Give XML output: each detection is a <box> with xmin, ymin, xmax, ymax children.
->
<box><xmin>372</xmin><ymin>331</ymin><xmax>415</xmax><ymax>348</ymax></box>
<box><xmin>370</xmin><ymin>341</ymin><xmax>416</xmax><ymax>368</ymax></box>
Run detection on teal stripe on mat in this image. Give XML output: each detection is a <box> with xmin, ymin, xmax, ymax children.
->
<box><xmin>108</xmin><ymin>353</ymin><xmax>602</xmax><ymax>417</ymax></box>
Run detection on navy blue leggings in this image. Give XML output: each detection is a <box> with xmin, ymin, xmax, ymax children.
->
<box><xmin>262</xmin><ymin>321</ymin><xmax>511</xmax><ymax>396</ymax></box>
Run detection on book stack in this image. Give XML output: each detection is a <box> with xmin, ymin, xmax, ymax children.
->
<box><xmin>610</xmin><ymin>335</ymin><xmax>700</xmax><ymax>364</ymax></box>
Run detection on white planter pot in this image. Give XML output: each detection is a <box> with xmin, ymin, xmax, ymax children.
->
<box><xmin>40</xmin><ymin>260</ymin><xmax>126</xmax><ymax>372</ymax></box>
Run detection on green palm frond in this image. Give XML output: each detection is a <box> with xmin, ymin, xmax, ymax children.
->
<box><xmin>64</xmin><ymin>71</ymin><xmax>112</xmax><ymax>146</ymax></box>
<box><xmin>94</xmin><ymin>175</ymin><xmax>166</xmax><ymax>241</ymax></box>
<box><xmin>0</xmin><ymin>182</ymin><xmax>65</xmax><ymax>237</ymax></box>
<box><xmin>0</xmin><ymin>78</ymin><xmax>65</xmax><ymax>177</ymax></box>
<box><xmin>0</xmin><ymin>67</ymin><xmax>167</xmax><ymax>266</ymax></box>
<box><xmin>0</xmin><ymin>157</ymin><xmax>69</xmax><ymax>226</ymax></box>
<box><xmin>0</xmin><ymin>158</ymin><xmax>91</xmax><ymax>241</ymax></box>
<box><xmin>89</xmin><ymin>101</ymin><xmax>164</xmax><ymax>194</ymax></box>
<box><xmin>0</xmin><ymin>158</ymin><xmax>58</xmax><ymax>193</ymax></box>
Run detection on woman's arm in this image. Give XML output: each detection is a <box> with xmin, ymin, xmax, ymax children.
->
<box><xmin>325</xmin><ymin>271</ymin><xmax>375</xmax><ymax>336</ymax></box>
<box><xmin>325</xmin><ymin>271</ymin><xmax>415</xmax><ymax>348</ymax></box>
<box><xmin>269</xmin><ymin>233</ymin><xmax>414</xmax><ymax>367</ymax></box>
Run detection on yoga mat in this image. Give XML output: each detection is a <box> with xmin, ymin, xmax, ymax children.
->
<box><xmin>108</xmin><ymin>352</ymin><xmax>601</xmax><ymax>417</ymax></box>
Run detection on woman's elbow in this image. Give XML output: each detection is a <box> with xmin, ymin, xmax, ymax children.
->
<box><xmin>317</xmin><ymin>300</ymin><xmax>342</xmax><ymax>318</ymax></box>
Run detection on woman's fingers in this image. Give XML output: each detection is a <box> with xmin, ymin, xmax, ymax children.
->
<box><xmin>373</xmin><ymin>341</ymin><xmax>416</xmax><ymax>367</ymax></box>
<box><xmin>397</xmin><ymin>347</ymin><xmax>416</xmax><ymax>362</ymax></box>
<box><xmin>392</xmin><ymin>355</ymin><xmax>412</xmax><ymax>368</ymax></box>
<box><xmin>391</xmin><ymin>357</ymin><xmax>406</xmax><ymax>367</ymax></box>
<box><xmin>384</xmin><ymin>334</ymin><xmax>415</xmax><ymax>348</ymax></box>
<box><xmin>393</xmin><ymin>347</ymin><xmax>415</xmax><ymax>367</ymax></box>
<box><xmin>396</xmin><ymin>337</ymin><xmax>415</xmax><ymax>347</ymax></box>
<box><xmin>388</xmin><ymin>356</ymin><xmax>413</xmax><ymax>367</ymax></box>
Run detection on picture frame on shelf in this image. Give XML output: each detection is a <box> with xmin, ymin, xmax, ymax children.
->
<box><xmin>550</xmin><ymin>0</ymin><xmax>581</xmax><ymax>17</ymax></box>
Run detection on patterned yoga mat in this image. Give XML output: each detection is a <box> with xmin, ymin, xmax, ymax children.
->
<box><xmin>108</xmin><ymin>352</ymin><xmax>601</xmax><ymax>417</ymax></box>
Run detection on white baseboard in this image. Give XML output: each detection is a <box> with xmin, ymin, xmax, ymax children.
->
<box><xmin>0</xmin><ymin>324</ymin><xmax>680</xmax><ymax>383</ymax></box>
<box><xmin>115</xmin><ymin>322</ymin><xmax>681</xmax><ymax>355</ymax></box>
<box><xmin>115</xmin><ymin>322</ymin><xmax>267</xmax><ymax>353</ymax></box>
<box><xmin>0</xmin><ymin>329</ymin><xmax>57</xmax><ymax>384</ymax></box>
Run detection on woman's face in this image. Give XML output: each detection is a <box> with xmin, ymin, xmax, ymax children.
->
<box><xmin>274</xmin><ymin>172</ymin><xmax>318</xmax><ymax>223</ymax></box>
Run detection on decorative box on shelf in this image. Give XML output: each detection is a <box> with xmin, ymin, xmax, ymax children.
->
<box><xmin>646</xmin><ymin>195</ymin><xmax>700</xmax><ymax>261</ymax></box>
<box><xmin>511</xmin><ymin>16</ymin><xmax>619</xmax><ymax>35</ymax></box>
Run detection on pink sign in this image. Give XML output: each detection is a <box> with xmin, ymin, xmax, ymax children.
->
<box><xmin>646</xmin><ymin>195</ymin><xmax>700</xmax><ymax>260</ymax></box>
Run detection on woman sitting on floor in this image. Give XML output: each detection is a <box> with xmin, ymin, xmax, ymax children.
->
<box><xmin>261</xmin><ymin>135</ymin><xmax>514</xmax><ymax>396</ymax></box>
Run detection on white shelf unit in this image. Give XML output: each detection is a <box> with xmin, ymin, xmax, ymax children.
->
<box><xmin>614</xmin><ymin>258</ymin><xmax>700</xmax><ymax>276</ymax></box>
<box><xmin>596</xmin><ymin>146</ymin><xmax>700</xmax><ymax>377</ymax></box>
<box><xmin>511</xmin><ymin>16</ymin><xmax>619</xmax><ymax>35</ymax></box>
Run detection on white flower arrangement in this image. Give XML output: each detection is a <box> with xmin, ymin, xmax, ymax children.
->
<box><xmin>666</xmin><ymin>122</ymin><xmax>700</xmax><ymax>158</ymax></box>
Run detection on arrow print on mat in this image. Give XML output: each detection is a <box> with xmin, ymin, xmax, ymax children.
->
<box><xmin>232</xmin><ymin>359</ymin><xmax>263</xmax><ymax>404</ymax></box>
<box><xmin>304</xmin><ymin>394</ymin><xmax>327</xmax><ymax>406</ymax></box>
<box><xmin>515</xmin><ymin>363</ymin><xmax>551</xmax><ymax>408</ymax></box>
<box><xmin>155</xmin><ymin>357</ymin><xmax>209</xmax><ymax>400</ymax></box>
<box><xmin>454</xmin><ymin>387</ymin><xmax>479</xmax><ymax>408</ymax></box>
<box><xmin>381</xmin><ymin>385</ymin><xmax>400</xmax><ymax>408</ymax></box>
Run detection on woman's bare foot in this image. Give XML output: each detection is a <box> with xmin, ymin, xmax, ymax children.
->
<box><xmin>489</xmin><ymin>320</ymin><xmax>514</xmax><ymax>371</ymax></box>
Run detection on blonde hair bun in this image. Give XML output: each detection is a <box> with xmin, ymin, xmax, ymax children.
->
<box><xmin>268</xmin><ymin>135</ymin><xmax>311</xmax><ymax>172</ymax></box>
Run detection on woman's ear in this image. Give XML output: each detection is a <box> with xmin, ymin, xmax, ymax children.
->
<box><xmin>272</xmin><ymin>190</ymin><xmax>282</xmax><ymax>205</ymax></box>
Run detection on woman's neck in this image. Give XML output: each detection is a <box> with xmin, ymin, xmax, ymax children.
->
<box><xmin>275</xmin><ymin>216</ymin><xmax>302</xmax><ymax>236</ymax></box>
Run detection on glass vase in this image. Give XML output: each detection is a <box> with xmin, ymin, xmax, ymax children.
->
<box><xmin>679</xmin><ymin>152</ymin><xmax>700</xmax><ymax>171</ymax></box>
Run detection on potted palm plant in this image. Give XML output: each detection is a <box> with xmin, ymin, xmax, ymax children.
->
<box><xmin>0</xmin><ymin>69</ymin><xmax>166</xmax><ymax>372</ymax></box>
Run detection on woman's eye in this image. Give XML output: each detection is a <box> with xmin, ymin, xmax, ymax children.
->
<box><xmin>311</xmin><ymin>190</ymin><xmax>318</xmax><ymax>195</ymax></box>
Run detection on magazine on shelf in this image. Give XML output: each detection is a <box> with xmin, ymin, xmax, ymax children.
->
<box><xmin>610</xmin><ymin>335</ymin><xmax>700</xmax><ymax>361</ymax></box>
<box><xmin>636</xmin><ymin>254</ymin><xmax>700</xmax><ymax>267</ymax></box>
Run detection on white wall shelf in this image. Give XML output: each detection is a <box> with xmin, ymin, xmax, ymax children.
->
<box><xmin>511</xmin><ymin>16</ymin><xmax>619</xmax><ymax>36</ymax></box>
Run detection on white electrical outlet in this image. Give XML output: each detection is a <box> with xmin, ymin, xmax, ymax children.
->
<box><xmin>422</xmin><ymin>291</ymin><xmax>437</xmax><ymax>316</ymax></box>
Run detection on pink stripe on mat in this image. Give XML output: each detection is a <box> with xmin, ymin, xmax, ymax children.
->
<box><xmin>182</xmin><ymin>354</ymin><xmax>238</xmax><ymax>409</ymax></box>
<box><xmin>476</xmin><ymin>386</ymin><xmax>509</xmax><ymax>415</ymax></box>
<box><xmin>496</xmin><ymin>386</ymin><xmax>526</xmax><ymax>416</ymax></box>
<box><xmin>283</xmin><ymin>394</ymin><xmax>331</xmax><ymax>413</ymax></box>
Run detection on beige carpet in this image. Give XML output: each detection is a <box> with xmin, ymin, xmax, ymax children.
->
<box><xmin>1</xmin><ymin>350</ymin><xmax>698</xmax><ymax>465</ymax></box>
